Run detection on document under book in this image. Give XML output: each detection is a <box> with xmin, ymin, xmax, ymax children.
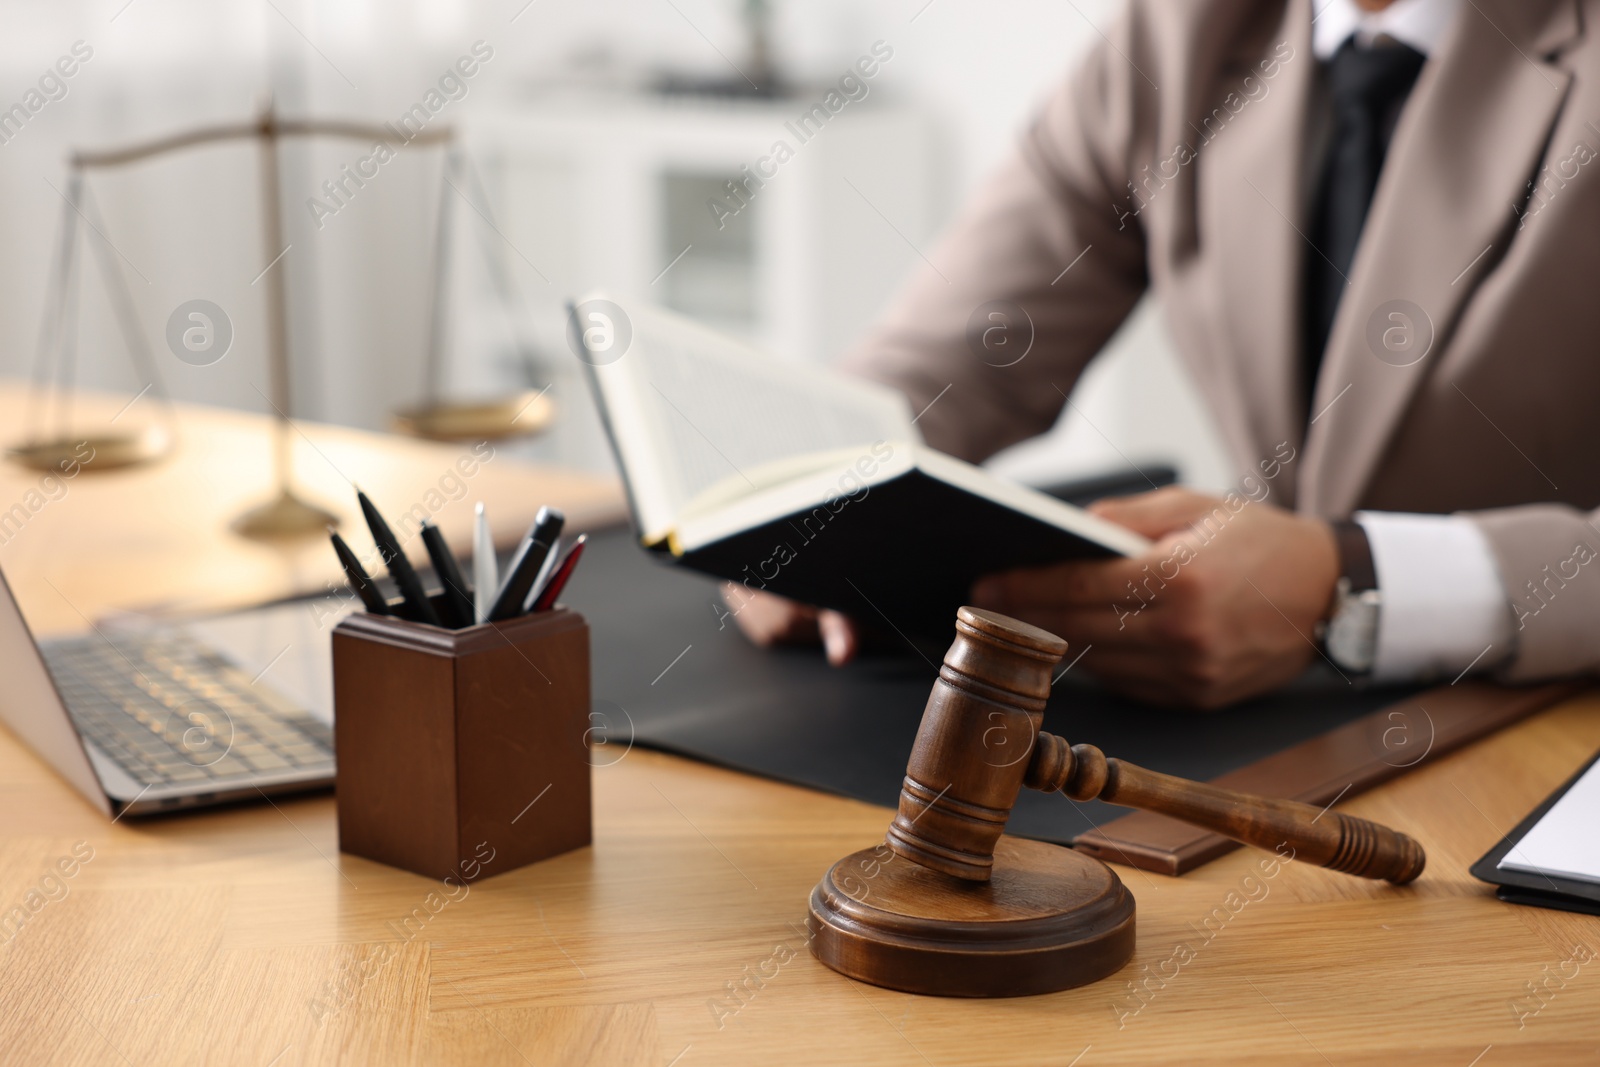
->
<box><xmin>1471</xmin><ymin>743</ymin><xmax>1600</xmax><ymax>916</ymax></box>
<box><xmin>573</xmin><ymin>297</ymin><xmax>1150</xmax><ymax>638</ymax></box>
<box><xmin>1497</xmin><ymin>751</ymin><xmax>1600</xmax><ymax>886</ymax></box>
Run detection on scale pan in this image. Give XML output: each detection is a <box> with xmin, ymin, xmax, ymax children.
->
<box><xmin>6</xmin><ymin>426</ymin><xmax>171</xmax><ymax>473</ymax></box>
<box><xmin>390</xmin><ymin>390</ymin><xmax>554</xmax><ymax>443</ymax></box>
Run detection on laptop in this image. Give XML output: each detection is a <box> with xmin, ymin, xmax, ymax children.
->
<box><xmin>0</xmin><ymin>565</ymin><xmax>338</xmax><ymax>817</ymax></box>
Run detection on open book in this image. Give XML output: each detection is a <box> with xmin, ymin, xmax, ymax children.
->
<box><xmin>573</xmin><ymin>297</ymin><xmax>1150</xmax><ymax>639</ymax></box>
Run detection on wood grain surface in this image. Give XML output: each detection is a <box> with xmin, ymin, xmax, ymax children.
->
<box><xmin>0</xmin><ymin>693</ymin><xmax>1597</xmax><ymax>1065</ymax></box>
<box><xmin>0</xmin><ymin>386</ymin><xmax>1597</xmax><ymax>1064</ymax></box>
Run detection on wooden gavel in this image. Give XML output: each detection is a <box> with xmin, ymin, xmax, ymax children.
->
<box><xmin>885</xmin><ymin>606</ymin><xmax>1426</xmax><ymax>885</ymax></box>
<box><xmin>808</xmin><ymin>605</ymin><xmax>1425</xmax><ymax>998</ymax></box>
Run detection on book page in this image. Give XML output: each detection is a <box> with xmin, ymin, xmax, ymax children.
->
<box><xmin>1499</xmin><ymin>754</ymin><xmax>1600</xmax><ymax>885</ymax></box>
<box><xmin>672</xmin><ymin>441</ymin><xmax>915</xmax><ymax>553</ymax></box>
<box><xmin>585</xmin><ymin>298</ymin><xmax>913</xmax><ymax>538</ymax></box>
<box><xmin>676</xmin><ymin>445</ymin><xmax>907</xmax><ymax>529</ymax></box>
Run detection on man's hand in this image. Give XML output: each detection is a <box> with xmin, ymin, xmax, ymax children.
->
<box><xmin>721</xmin><ymin>584</ymin><xmax>862</xmax><ymax>666</ymax></box>
<box><xmin>970</xmin><ymin>487</ymin><xmax>1340</xmax><ymax>709</ymax></box>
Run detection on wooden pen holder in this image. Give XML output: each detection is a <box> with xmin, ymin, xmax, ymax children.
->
<box><xmin>332</xmin><ymin>600</ymin><xmax>592</xmax><ymax>882</ymax></box>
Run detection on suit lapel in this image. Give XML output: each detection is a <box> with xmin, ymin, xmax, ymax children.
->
<box><xmin>1298</xmin><ymin>0</ymin><xmax>1581</xmax><ymax>516</ymax></box>
<box><xmin>1200</xmin><ymin>0</ymin><xmax>1316</xmax><ymax>501</ymax></box>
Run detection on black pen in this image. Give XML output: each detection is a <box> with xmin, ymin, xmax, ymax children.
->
<box><xmin>357</xmin><ymin>489</ymin><xmax>442</xmax><ymax>626</ymax></box>
<box><xmin>420</xmin><ymin>520</ymin><xmax>474</xmax><ymax>628</ymax></box>
<box><xmin>486</xmin><ymin>506</ymin><xmax>564</xmax><ymax>622</ymax></box>
<box><xmin>329</xmin><ymin>530</ymin><xmax>391</xmax><ymax>615</ymax></box>
<box><xmin>530</xmin><ymin>534</ymin><xmax>586</xmax><ymax>612</ymax></box>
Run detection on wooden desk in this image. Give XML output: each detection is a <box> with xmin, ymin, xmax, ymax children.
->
<box><xmin>0</xmin><ymin>700</ymin><xmax>1595</xmax><ymax>1065</ymax></box>
<box><xmin>1</xmin><ymin>390</ymin><xmax>1597</xmax><ymax>1064</ymax></box>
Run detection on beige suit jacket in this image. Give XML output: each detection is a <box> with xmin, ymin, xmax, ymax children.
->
<box><xmin>841</xmin><ymin>0</ymin><xmax>1600</xmax><ymax>682</ymax></box>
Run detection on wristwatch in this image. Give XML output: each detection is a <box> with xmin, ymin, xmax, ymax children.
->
<box><xmin>1321</xmin><ymin>520</ymin><xmax>1381</xmax><ymax>674</ymax></box>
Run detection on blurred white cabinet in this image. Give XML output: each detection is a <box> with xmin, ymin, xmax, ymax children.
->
<box><xmin>459</xmin><ymin>93</ymin><xmax>942</xmax><ymax>369</ymax></box>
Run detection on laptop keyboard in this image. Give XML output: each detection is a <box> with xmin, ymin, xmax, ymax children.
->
<box><xmin>39</xmin><ymin>632</ymin><xmax>334</xmax><ymax>789</ymax></box>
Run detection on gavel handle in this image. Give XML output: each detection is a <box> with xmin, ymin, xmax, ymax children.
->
<box><xmin>1026</xmin><ymin>734</ymin><xmax>1425</xmax><ymax>885</ymax></box>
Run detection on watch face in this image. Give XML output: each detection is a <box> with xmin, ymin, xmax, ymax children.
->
<box><xmin>1326</xmin><ymin>592</ymin><xmax>1380</xmax><ymax>674</ymax></box>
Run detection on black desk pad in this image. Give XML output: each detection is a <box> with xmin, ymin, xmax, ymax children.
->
<box><xmin>562</xmin><ymin>525</ymin><xmax>1418</xmax><ymax>844</ymax></box>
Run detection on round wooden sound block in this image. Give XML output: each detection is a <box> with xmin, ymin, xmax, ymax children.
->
<box><xmin>808</xmin><ymin>835</ymin><xmax>1136</xmax><ymax>997</ymax></box>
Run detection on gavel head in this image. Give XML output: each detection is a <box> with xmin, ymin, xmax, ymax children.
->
<box><xmin>885</xmin><ymin>606</ymin><xmax>1067</xmax><ymax>882</ymax></box>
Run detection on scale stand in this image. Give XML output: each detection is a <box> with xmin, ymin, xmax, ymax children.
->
<box><xmin>10</xmin><ymin>171</ymin><xmax>175</xmax><ymax>474</ymax></box>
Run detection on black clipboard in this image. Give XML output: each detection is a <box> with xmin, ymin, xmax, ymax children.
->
<box><xmin>1470</xmin><ymin>746</ymin><xmax>1600</xmax><ymax>916</ymax></box>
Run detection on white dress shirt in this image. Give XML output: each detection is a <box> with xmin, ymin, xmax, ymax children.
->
<box><xmin>1355</xmin><ymin>511</ymin><xmax>1512</xmax><ymax>681</ymax></box>
<box><xmin>1312</xmin><ymin>0</ymin><xmax>1461</xmax><ymax>61</ymax></box>
<box><xmin>1309</xmin><ymin>0</ymin><xmax>1512</xmax><ymax>682</ymax></box>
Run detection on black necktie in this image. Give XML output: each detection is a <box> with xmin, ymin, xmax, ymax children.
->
<box><xmin>1303</xmin><ymin>37</ymin><xmax>1426</xmax><ymax>405</ymax></box>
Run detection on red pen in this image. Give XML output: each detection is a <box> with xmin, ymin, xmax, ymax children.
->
<box><xmin>529</xmin><ymin>534</ymin><xmax>587</xmax><ymax>612</ymax></box>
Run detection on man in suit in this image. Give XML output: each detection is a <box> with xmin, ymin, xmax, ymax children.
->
<box><xmin>731</xmin><ymin>0</ymin><xmax>1600</xmax><ymax>707</ymax></box>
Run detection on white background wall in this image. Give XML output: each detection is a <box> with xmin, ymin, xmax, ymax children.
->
<box><xmin>0</xmin><ymin>0</ymin><xmax>1234</xmax><ymax>490</ymax></box>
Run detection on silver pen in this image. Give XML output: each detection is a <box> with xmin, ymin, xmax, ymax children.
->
<box><xmin>472</xmin><ymin>502</ymin><xmax>497</xmax><ymax>625</ymax></box>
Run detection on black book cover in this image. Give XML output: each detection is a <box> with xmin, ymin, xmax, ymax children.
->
<box><xmin>670</xmin><ymin>467</ymin><xmax>1123</xmax><ymax>640</ymax></box>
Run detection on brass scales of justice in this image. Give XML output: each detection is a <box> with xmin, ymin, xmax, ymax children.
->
<box><xmin>11</xmin><ymin>97</ymin><xmax>554</xmax><ymax>539</ymax></box>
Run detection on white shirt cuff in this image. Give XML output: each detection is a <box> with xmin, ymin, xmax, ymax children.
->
<box><xmin>1354</xmin><ymin>511</ymin><xmax>1514</xmax><ymax>682</ymax></box>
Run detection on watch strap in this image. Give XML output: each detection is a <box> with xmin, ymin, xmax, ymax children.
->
<box><xmin>1332</xmin><ymin>519</ymin><xmax>1377</xmax><ymax>593</ymax></box>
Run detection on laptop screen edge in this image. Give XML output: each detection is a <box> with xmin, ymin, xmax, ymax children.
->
<box><xmin>0</xmin><ymin>565</ymin><xmax>113</xmax><ymax>817</ymax></box>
